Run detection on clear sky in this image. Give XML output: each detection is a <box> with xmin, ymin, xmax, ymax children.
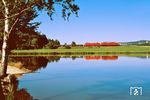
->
<box><xmin>34</xmin><ymin>0</ymin><xmax>150</xmax><ymax>44</ymax></box>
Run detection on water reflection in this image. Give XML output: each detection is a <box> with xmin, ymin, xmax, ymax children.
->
<box><xmin>9</xmin><ymin>56</ymin><xmax>60</xmax><ymax>71</ymax></box>
<box><xmin>0</xmin><ymin>56</ymin><xmax>63</xmax><ymax>100</ymax></box>
<box><xmin>7</xmin><ymin>55</ymin><xmax>150</xmax><ymax>72</ymax></box>
<box><xmin>0</xmin><ymin>75</ymin><xmax>33</xmax><ymax>100</ymax></box>
<box><xmin>0</xmin><ymin>55</ymin><xmax>150</xmax><ymax>100</ymax></box>
<box><xmin>84</xmin><ymin>56</ymin><xmax>118</xmax><ymax>60</ymax></box>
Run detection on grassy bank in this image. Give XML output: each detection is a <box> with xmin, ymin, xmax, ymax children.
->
<box><xmin>11</xmin><ymin>46</ymin><xmax>150</xmax><ymax>56</ymax></box>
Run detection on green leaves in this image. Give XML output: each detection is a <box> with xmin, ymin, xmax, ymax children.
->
<box><xmin>0</xmin><ymin>0</ymin><xmax>79</xmax><ymax>21</ymax></box>
<box><xmin>44</xmin><ymin>39</ymin><xmax>60</xmax><ymax>49</ymax></box>
<box><xmin>0</xmin><ymin>0</ymin><xmax>79</xmax><ymax>46</ymax></box>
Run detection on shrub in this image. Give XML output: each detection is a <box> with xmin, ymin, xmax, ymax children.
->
<box><xmin>44</xmin><ymin>39</ymin><xmax>60</xmax><ymax>49</ymax></box>
<box><xmin>64</xmin><ymin>43</ymin><xmax>71</xmax><ymax>49</ymax></box>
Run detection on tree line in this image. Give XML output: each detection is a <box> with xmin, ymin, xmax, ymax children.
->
<box><xmin>0</xmin><ymin>32</ymin><xmax>80</xmax><ymax>50</ymax></box>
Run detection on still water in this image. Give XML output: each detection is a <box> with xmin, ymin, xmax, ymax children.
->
<box><xmin>1</xmin><ymin>55</ymin><xmax>150</xmax><ymax>100</ymax></box>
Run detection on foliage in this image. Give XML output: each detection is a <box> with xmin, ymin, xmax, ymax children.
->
<box><xmin>0</xmin><ymin>0</ymin><xmax>79</xmax><ymax>49</ymax></box>
<box><xmin>0</xmin><ymin>3</ymin><xmax>47</xmax><ymax>50</ymax></box>
<box><xmin>44</xmin><ymin>39</ymin><xmax>60</xmax><ymax>49</ymax></box>
<box><xmin>63</xmin><ymin>43</ymin><xmax>71</xmax><ymax>49</ymax></box>
<box><xmin>0</xmin><ymin>0</ymin><xmax>79</xmax><ymax>76</ymax></box>
<box><xmin>6</xmin><ymin>31</ymin><xmax>48</xmax><ymax>50</ymax></box>
<box><xmin>0</xmin><ymin>0</ymin><xmax>79</xmax><ymax>30</ymax></box>
<box><xmin>71</xmin><ymin>41</ymin><xmax>76</xmax><ymax>47</ymax></box>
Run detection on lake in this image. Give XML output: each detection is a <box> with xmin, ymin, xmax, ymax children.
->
<box><xmin>0</xmin><ymin>55</ymin><xmax>150</xmax><ymax>100</ymax></box>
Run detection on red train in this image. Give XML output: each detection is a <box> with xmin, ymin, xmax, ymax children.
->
<box><xmin>84</xmin><ymin>42</ymin><xmax>120</xmax><ymax>47</ymax></box>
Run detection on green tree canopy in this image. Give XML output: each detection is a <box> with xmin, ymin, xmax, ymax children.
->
<box><xmin>71</xmin><ymin>41</ymin><xmax>76</xmax><ymax>47</ymax></box>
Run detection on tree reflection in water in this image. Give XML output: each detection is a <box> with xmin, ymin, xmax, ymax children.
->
<box><xmin>0</xmin><ymin>55</ymin><xmax>149</xmax><ymax>100</ymax></box>
<box><xmin>9</xmin><ymin>56</ymin><xmax>61</xmax><ymax>71</ymax></box>
<box><xmin>0</xmin><ymin>56</ymin><xmax>62</xmax><ymax>100</ymax></box>
<box><xmin>0</xmin><ymin>75</ymin><xmax>33</xmax><ymax>100</ymax></box>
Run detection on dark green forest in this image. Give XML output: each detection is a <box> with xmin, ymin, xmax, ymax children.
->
<box><xmin>0</xmin><ymin>30</ymin><xmax>61</xmax><ymax>50</ymax></box>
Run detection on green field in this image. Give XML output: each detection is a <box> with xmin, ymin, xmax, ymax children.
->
<box><xmin>11</xmin><ymin>46</ymin><xmax>150</xmax><ymax>56</ymax></box>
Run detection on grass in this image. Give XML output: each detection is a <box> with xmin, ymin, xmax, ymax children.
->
<box><xmin>10</xmin><ymin>46</ymin><xmax>150</xmax><ymax>56</ymax></box>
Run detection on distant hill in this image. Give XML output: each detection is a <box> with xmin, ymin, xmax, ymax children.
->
<box><xmin>120</xmin><ymin>40</ymin><xmax>150</xmax><ymax>46</ymax></box>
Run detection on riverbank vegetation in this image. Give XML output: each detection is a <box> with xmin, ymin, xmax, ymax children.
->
<box><xmin>11</xmin><ymin>46</ymin><xmax>150</xmax><ymax>55</ymax></box>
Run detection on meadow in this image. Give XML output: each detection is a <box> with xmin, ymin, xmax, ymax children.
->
<box><xmin>11</xmin><ymin>46</ymin><xmax>150</xmax><ymax>56</ymax></box>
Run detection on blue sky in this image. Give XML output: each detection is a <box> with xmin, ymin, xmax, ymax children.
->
<box><xmin>35</xmin><ymin>0</ymin><xmax>150</xmax><ymax>44</ymax></box>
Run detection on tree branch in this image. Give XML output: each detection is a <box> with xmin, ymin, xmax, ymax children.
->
<box><xmin>0</xmin><ymin>5</ymin><xmax>32</xmax><ymax>21</ymax></box>
<box><xmin>8</xmin><ymin>18</ymin><xmax>19</xmax><ymax>36</ymax></box>
<box><xmin>0</xmin><ymin>26</ymin><xmax>4</xmax><ymax>31</ymax></box>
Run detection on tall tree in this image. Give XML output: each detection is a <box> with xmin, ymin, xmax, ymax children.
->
<box><xmin>71</xmin><ymin>41</ymin><xmax>76</xmax><ymax>47</ymax></box>
<box><xmin>0</xmin><ymin>0</ymin><xmax>79</xmax><ymax>76</ymax></box>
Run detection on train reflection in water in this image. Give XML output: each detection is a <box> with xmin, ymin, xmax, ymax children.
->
<box><xmin>84</xmin><ymin>56</ymin><xmax>118</xmax><ymax>60</ymax></box>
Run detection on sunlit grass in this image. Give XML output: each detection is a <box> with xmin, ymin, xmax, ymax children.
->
<box><xmin>12</xmin><ymin>46</ymin><xmax>150</xmax><ymax>54</ymax></box>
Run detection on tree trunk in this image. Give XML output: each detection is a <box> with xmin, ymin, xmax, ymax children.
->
<box><xmin>1</xmin><ymin>36</ymin><xmax>9</xmax><ymax>77</ymax></box>
<box><xmin>1</xmin><ymin>0</ymin><xmax>9</xmax><ymax>77</ymax></box>
<box><xmin>0</xmin><ymin>79</ymin><xmax>5</xmax><ymax>99</ymax></box>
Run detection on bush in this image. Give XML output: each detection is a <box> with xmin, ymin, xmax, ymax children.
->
<box><xmin>44</xmin><ymin>39</ymin><xmax>60</xmax><ymax>49</ymax></box>
<box><xmin>71</xmin><ymin>41</ymin><xmax>76</xmax><ymax>47</ymax></box>
<box><xmin>64</xmin><ymin>43</ymin><xmax>71</xmax><ymax>49</ymax></box>
<box><xmin>64</xmin><ymin>45</ymin><xmax>71</xmax><ymax>49</ymax></box>
<box><xmin>44</xmin><ymin>42</ymin><xmax>59</xmax><ymax>49</ymax></box>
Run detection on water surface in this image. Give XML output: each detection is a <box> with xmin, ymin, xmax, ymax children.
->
<box><xmin>1</xmin><ymin>55</ymin><xmax>150</xmax><ymax>100</ymax></box>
